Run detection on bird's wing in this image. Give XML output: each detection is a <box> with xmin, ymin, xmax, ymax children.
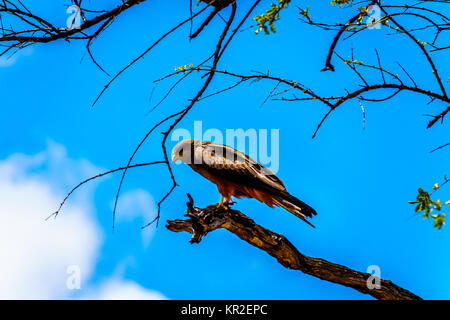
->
<box><xmin>193</xmin><ymin>141</ymin><xmax>286</xmax><ymax>193</ymax></box>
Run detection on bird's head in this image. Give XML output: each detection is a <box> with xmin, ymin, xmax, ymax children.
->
<box><xmin>172</xmin><ymin>139</ymin><xmax>195</xmax><ymax>164</ymax></box>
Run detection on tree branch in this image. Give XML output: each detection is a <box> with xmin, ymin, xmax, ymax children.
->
<box><xmin>166</xmin><ymin>194</ymin><xmax>422</xmax><ymax>300</ymax></box>
<box><xmin>0</xmin><ymin>0</ymin><xmax>148</xmax><ymax>44</ymax></box>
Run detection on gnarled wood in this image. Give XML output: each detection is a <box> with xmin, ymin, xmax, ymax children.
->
<box><xmin>166</xmin><ymin>194</ymin><xmax>421</xmax><ymax>300</ymax></box>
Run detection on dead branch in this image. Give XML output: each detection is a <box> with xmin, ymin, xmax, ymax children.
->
<box><xmin>167</xmin><ymin>195</ymin><xmax>422</xmax><ymax>301</ymax></box>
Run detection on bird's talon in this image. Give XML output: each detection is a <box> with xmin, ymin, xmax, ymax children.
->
<box><xmin>215</xmin><ymin>202</ymin><xmax>229</xmax><ymax>210</ymax></box>
<box><xmin>215</xmin><ymin>196</ymin><xmax>231</xmax><ymax>210</ymax></box>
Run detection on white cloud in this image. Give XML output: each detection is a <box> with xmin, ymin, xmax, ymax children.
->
<box><xmin>84</xmin><ymin>278</ymin><xmax>167</xmax><ymax>300</ymax></box>
<box><xmin>0</xmin><ymin>140</ymin><xmax>165</xmax><ymax>299</ymax></box>
<box><xmin>114</xmin><ymin>189</ymin><xmax>156</xmax><ymax>223</ymax></box>
<box><xmin>113</xmin><ymin>189</ymin><xmax>157</xmax><ymax>247</ymax></box>
<box><xmin>0</xmin><ymin>141</ymin><xmax>102</xmax><ymax>299</ymax></box>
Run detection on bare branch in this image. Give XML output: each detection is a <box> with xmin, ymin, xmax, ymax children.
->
<box><xmin>167</xmin><ymin>195</ymin><xmax>421</xmax><ymax>300</ymax></box>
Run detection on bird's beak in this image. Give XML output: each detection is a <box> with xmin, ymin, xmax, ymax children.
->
<box><xmin>172</xmin><ymin>149</ymin><xmax>183</xmax><ymax>164</ymax></box>
<box><xmin>171</xmin><ymin>152</ymin><xmax>178</xmax><ymax>164</ymax></box>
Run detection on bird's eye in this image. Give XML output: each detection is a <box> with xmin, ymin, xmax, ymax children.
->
<box><xmin>178</xmin><ymin>149</ymin><xmax>184</xmax><ymax>157</ymax></box>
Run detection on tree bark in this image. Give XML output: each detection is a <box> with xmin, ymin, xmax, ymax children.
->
<box><xmin>166</xmin><ymin>194</ymin><xmax>421</xmax><ymax>300</ymax></box>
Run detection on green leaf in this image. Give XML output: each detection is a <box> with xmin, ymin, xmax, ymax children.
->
<box><xmin>432</xmin><ymin>213</ymin><xmax>446</xmax><ymax>229</ymax></box>
<box><xmin>409</xmin><ymin>184</ymin><xmax>447</xmax><ymax>229</ymax></box>
<box><xmin>253</xmin><ymin>0</ymin><xmax>291</xmax><ymax>35</ymax></box>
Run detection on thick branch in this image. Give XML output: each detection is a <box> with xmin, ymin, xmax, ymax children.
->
<box><xmin>167</xmin><ymin>195</ymin><xmax>421</xmax><ymax>300</ymax></box>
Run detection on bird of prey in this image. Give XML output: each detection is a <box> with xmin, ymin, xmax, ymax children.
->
<box><xmin>172</xmin><ymin>139</ymin><xmax>317</xmax><ymax>227</ymax></box>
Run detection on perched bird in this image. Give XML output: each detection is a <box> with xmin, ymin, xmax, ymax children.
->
<box><xmin>172</xmin><ymin>139</ymin><xmax>317</xmax><ymax>227</ymax></box>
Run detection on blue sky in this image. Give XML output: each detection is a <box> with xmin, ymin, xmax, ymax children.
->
<box><xmin>1</xmin><ymin>0</ymin><xmax>449</xmax><ymax>299</ymax></box>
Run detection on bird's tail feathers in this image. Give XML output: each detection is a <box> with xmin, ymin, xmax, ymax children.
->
<box><xmin>273</xmin><ymin>193</ymin><xmax>316</xmax><ymax>228</ymax></box>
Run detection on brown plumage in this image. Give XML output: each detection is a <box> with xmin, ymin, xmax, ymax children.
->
<box><xmin>172</xmin><ymin>139</ymin><xmax>317</xmax><ymax>227</ymax></box>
